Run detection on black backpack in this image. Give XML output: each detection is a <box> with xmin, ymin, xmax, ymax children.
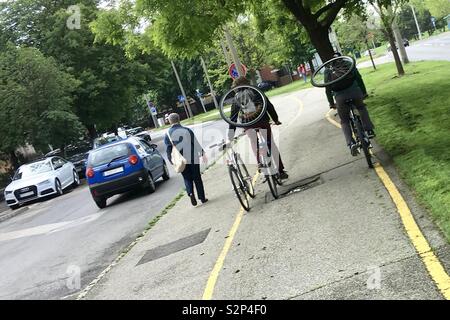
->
<box><xmin>328</xmin><ymin>62</ymin><xmax>356</xmax><ymax>92</ymax></box>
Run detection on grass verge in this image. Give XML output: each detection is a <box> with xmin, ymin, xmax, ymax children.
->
<box><xmin>360</xmin><ymin>61</ymin><xmax>450</xmax><ymax>241</ymax></box>
<box><xmin>266</xmin><ymin>80</ymin><xmax>311</xmax><ymax>97</ymax></box>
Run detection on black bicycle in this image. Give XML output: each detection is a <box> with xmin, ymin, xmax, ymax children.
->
<box><xmin>311</xmin><ymin>56</ymin><xmax>374</xmax><ymax>168</ymax></box>
<box><xmin>210</xmin><ymin>137</ymin><xmax>255</xmax><ymax>211</ymax></box>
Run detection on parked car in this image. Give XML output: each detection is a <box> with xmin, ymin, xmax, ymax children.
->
<box><xmin>93</xmin><ymin>134</ymin><xmax>123</xmax><ymax>149</ymax></box>
<box><xmin>85</xmin><ymin>137</ymin><xmax>170</xmax><ymax>209</ymax></box>
<box><xmin>45</xmin><ymin>141</ymin><xmax>91</xmax><ymax>179</ymax></box>
<box><xmin>4</xmin><ymin>157</ymin><xmax>80</xmax><ymax>210</ymax></box>
<box><xmin>126</xmin><ymin>127</ymin><xmax>145</xmax><ymax>136</ymax></box>
<box><xmin>133</xmin><ymin>131</ymin><xmax>152</xmax><ymax>143</ymax></box>
<box><xmin>257</xmin><ymin>80</ymin><xmax>277</xmax><ymax>91</ymax></box>
<box><xmin>65</xmin><ymin>142</ymin><xmax>91</xmax><ymax>178</ymax></box>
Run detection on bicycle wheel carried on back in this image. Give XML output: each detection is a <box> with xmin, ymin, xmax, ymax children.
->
<box><xmin>311</xmin><ymin>56</ymin><xmax>355</xmax><ymax>88</ymax></box>
<box><xmin>219</xmin><ymin>85</ymin><xmax>267</xmax><ymax>128</ymax></box>
<box><xmin>229</xmin><ymin>166</ymin><xmax>251</xmax><ymax>211</ymax></box>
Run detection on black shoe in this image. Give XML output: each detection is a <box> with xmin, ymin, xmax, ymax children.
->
<box><xmin>201</xmin><ymin>199</ymin><xmax>209</xmax><ymax>204</ymax></box>
<box><xmin>279</xmin><ymin>171</ymin><xmax>289</xmax><ymax>180</ymax></box>
<box><xmin>189</xmin><ymin>194</ymin><xmax>197</xmax><ymax>206</ymax></box>
<box><xmin>367</xmin><ymin>130</ymin><xmax>376</xmax><ymax>139</ymax></box>
<box><xmin>349</xmin><ymin>143</ymin><xmax>359</xmax><ymax>157</ymax></box>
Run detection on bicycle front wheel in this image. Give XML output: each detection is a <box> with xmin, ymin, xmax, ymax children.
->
<box><xmin>229</xmin><ymin>166</ymin><xmax>250</xmax><ymax>211</ymax></box>
<box><xmin>234</xmin><ymin>153</ymin><xmax>255</xmax><ymax>198</ymax></box>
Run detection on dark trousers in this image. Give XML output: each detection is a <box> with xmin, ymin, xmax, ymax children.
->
<box><xmin>182</xmin><ymin>164</ymin><xmax>206</xmax><ymax>201</ymax></box>
<box><xmin>335</xmin><ymin>87</ymin><xmax>374</xmax><ymax>146</ymax></box>
<box><xmin>245</xmin><ymin>123</ymin><xmax>285</xmax><ymax>173</ymax></box>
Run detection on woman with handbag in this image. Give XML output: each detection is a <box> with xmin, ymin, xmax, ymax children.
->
<box><xmin>164</xmin><ymin>113</ymin><xmax>208</xmax><ymax>206</ymax></box>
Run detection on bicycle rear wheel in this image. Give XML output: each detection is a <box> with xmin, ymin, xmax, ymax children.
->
<box><xmin>235</xmin><ymin>153</ymin><xmax>255</xmax><ymax>198</ymax></box>
<box><xmin>354</xmin><ymin>116</ymin><xmax>374</xmax><ymax>168</ymax></box>
<box><xmin>229</xmin><ymin>166</ymin><xmax>250</xmax><ymax>211</ymax></box>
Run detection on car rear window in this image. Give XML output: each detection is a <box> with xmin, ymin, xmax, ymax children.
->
<box><xmin>88</xmin><ymin>143</ymin><xmax>130</xmax><ymax>167</ymax></box>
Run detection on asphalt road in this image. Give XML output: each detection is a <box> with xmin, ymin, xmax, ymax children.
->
<box><xmin>358</xmin><ymin>31</ymin><xmax>450</xmax><ymax>68</ymax></box>
<box><xmin>0</xmin><ymin>119</ymin><xmax>229</xmax><ymax>299</ymax></box>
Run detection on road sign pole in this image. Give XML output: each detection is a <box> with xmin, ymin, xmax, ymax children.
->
<box><xmin>171</xmin><ymin>60</ymin><xmax>193</xmax><ymax>118</ymax></box>
<box><xmin>200</xmin><ymin>56</ymin><xmax>219</xmax><ymax>109</ymax></box>
<box><xmin>224</xmin><ymin>25</ymin><xmax>243</xmax><ymax>78</ymax></box>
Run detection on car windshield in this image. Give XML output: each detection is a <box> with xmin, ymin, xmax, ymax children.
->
<box><xmin>13</xmin><ymin>161</ymin><xmax>52</xmax><ymax>180</ymax></box>
<box><xmin>88</xmin><ymin>143</ymin><xmax>130</xmax><ymax>167</ymax></box>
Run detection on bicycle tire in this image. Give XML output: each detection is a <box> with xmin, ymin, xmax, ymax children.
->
<box><xmin>234</xmin><ymin>153</ymin><xmax>255</xmax><ymax>198</ymax></box>
<box><xmin>229</xmin><ymin>166</ymin><xmax>250</xmax><ymax>211</ymax></box>
<box><xmin>266</xmin><ymin>174</ymin><xmax>280</xmax><ymax>199</ymax></box>
<box><xmin>354</xmin><ymin>116</ymin><xmax>374</xmax><ymax>169</ymax></box>
<box><xmin>273</xmin><ymin>173</ymin><xmax>283</xmax><ymax>186</ymax></box>
<box><xmin>311</xmin><ymin>56</ymin><xmax>355</xmax><ymax>88</ymax></box>
<box><xmin>219</xmin><ymin>85</ymin><xmax>268</xmax><ymax>128</ymax></box>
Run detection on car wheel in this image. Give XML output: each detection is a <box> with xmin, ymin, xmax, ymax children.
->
<box><xmin>55</xmin><ymin>179</ymin><xmax>63</xmax><ymax>196</ymax></box>
<box><xmin>146</xmin><ymin>172</ymin><xmax>156</xmax><ymax>194</ymax></box>
<box><xmin>10</xmin><ymin>204</ymin><xmax>20</xmax><ymax>210</ymax></box>
<box><xmin>162</xmin><ymin>163</ymin><xmax>170</xmax><ymax>181</ymax></box>
<box><xmin>72</xmin><ymin>170</ymin><xmax>80</xmax><ymax>188</ymax></box>
<box><xmin>94</xmin><ymin>197</ymin><xmax>107</xmax><ymax>209</ymax></box>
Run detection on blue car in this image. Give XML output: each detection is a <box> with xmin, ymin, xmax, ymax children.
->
<box><xmin>86</xmin><ymin>137</ymin><xmax>170</xmax><ymax>209</ymax></box>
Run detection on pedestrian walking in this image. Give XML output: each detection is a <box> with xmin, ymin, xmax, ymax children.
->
<box><xmin>298</xmin><ymin>64</ymin><xmax>307</xmax><ymax>83</ymax></box>
<box><xmin>164</xmin><ymin>113</ymin><xmax>208</xmax><ymax>206</ymax></box>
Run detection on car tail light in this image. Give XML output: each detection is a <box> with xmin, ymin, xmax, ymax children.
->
<box><xmin>128</xmin><ymin>155</ymin><xmax>139</xmax><ymax>165</ymax></box>
<box><xmin>86</xmin><ymin>168</ymin><xmax>95</xmax><ymax>178</ymax></box>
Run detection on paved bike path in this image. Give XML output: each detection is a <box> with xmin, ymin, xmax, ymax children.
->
<box><xmin>83</xmin><ymin>88</ymin><xmax>450</xmax><ymax>300</ymax></box>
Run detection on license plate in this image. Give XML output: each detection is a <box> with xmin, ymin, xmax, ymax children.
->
<box><xmin>104</xmin><ymin>167</ymin><xmax>124</xmax><ymax>176</ymax></box>
<box><xmin>20</xmin><ymin>191</ymin><xmax>34</xmax><ymax>198</ymax></box>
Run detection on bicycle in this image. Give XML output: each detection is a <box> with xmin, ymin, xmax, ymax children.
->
<box><xmin>254</xmin><ymin>126</ymin><xmax>283</xmax><ymax>199</ymax></box>
<box><xmin>311</xmin><ymin>55</ymin><xmax>375</xmax><ymax>169</ymax></box>
<box><xmin>219</xmin><ymin>85</ymin><xmax>284</xmax><ymax>200</ymax></box>
<box><xmin>210</xmin><ymin>137</ymin><xmax>255</xmax><ymax>211</ymax></box>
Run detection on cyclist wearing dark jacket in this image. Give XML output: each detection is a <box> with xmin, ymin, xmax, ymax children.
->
<box><xmin>226</xmin><ymin>77</ymin><xmax>288</xmax><ymax>180</ymax></box>
<box><xmin>325</xmin><ymin>52</ymin><xmax>375</xmax><ymax>156</ymax></box>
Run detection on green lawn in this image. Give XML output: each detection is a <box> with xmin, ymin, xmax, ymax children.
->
<box><xmin>360</xmin><ymin>61</ymin><xmax>450</xmax><ymax>241</ymax></box>
<box><xmin>266</xmin><ymin>80</ymin><xmax>311</xmax><ymax>97</ymax></box>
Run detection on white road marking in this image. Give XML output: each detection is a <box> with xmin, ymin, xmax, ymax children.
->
<box><xmin>0</xmin><ymin>211</ymin><xmax>105</xmax><ymax>242</ymax></box>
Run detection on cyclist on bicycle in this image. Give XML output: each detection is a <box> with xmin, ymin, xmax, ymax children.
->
<box><xmin>226</xmin><ymin>76</ymin><xmax>288</xmax><ymax>180</ymax></box>
<box><xmin>325</xmin><ymin>52</ymin><xmax>376</xmax><ymax>156</ymax></box>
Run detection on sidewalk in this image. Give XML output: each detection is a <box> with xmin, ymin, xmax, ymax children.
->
<box><xmin>83</xmin><ymin>88</ymin><xmax>450</xmax><ymax>300</ymax></box>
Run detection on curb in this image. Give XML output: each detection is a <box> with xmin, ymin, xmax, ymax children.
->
<box><xmin>0</xmin><ymin>206</ymin><xmax>29</xmax><ymax>223</ymax></box>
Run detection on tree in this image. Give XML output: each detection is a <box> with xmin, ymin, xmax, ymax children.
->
<box><xmin>0</xmin><ymin>0</ymin><xmax>159</xmax><ymax>138</ymax></box>
<box><xmin>424</xmin><ymin>0</ymin><xmax>450</xmax><ymax>20</ymax></box>
<box><xmin>0</xmin><ymin>45</ymin><xmax>82</xmax><ymax>166</ymax></box>
<box><xmin>370</xmin><ymin>0</ymin><xmax>408</xmax><ymax>76</ymax></box>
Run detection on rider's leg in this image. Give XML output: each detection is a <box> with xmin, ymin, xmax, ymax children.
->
<box><xmin>352</xmin><ymin>91</ymin><xmax>375</xmax><ymax>132</ymax></box>
<box><xmin>245</xmin><ymin>128</ymin><xmax>261</xmax><ymax>167</ymax></box>
<box><xmin>335</xmin><ymin>97</ymin><xmax>354</xmax><ymax>146</ymax></box>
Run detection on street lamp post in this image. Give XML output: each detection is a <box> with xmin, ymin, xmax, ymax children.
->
<box><xmin>410</xmin><ymin>4</ymin><xmax>422</xmax><ymax>40</ymax></box>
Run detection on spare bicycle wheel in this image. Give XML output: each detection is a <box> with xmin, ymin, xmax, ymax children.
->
<box><xmin>311</xmin><ymin>56</ymin><xmax>355</xmax><ymax>88</ymax></box>
<box><xmin>219</xmin><ymin>85</ymin><xmax>267</xmax><ymax>128</ymax></box>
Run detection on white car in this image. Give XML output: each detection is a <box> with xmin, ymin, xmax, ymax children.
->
<box><xmin>4</xmin><ymin>157</ymin><xmax>80</xmax><ymax>210</ymax></box>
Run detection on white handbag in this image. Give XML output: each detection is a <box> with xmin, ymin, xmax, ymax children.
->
<box><xmin>167</xmin><ymin>132</ymin><xmax>187</xmax><ymax>173</ymax></box>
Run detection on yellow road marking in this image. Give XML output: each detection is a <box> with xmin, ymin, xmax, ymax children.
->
<box><xmin>202</xmin><ymin>172</ymin><xmax>260</xmax><ymax>300</ymax></box>
<box><xmin>325</xmin><ymin>109</ymin><xmax>450</xmax><ymax>299</ymax></box>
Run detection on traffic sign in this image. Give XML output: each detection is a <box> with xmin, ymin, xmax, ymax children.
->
<box><xmin>178</xmin><ymin>95</ymin><xmax>185</xmax><ymax>103</ymax></box>
<box><xmin>228</xmin><ymin>63</ymin><xmax>247</xmax><ymax>80</ymax></box>
<box><xmin>146</xmin><ymin>100</ymin><xmax>157</xmax><ymax>115</ymax></box>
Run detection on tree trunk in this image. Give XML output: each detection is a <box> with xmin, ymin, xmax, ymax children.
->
<box><xmin>392</xmin><ymin>20</ymin><xmax>409</xmax><ymax>64</ymax></box>
<box><xmin>306</xmin><ymin>26</ymin><xmax>335</xmax><ymax>62</ymax></box>
<box><xmin>87</xmin><ymin>124</ymin><xmax>97</xmax><ymax>141</ymax></box>
<box><xmin>9</xmin><ymin>150</ymin><xmax>19</xmax><ymax>170</ymax></box>
<box><xmin>386</xmin><ymin>26</ymin><xmax>405</xmax><ymax>76</ymax></box>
